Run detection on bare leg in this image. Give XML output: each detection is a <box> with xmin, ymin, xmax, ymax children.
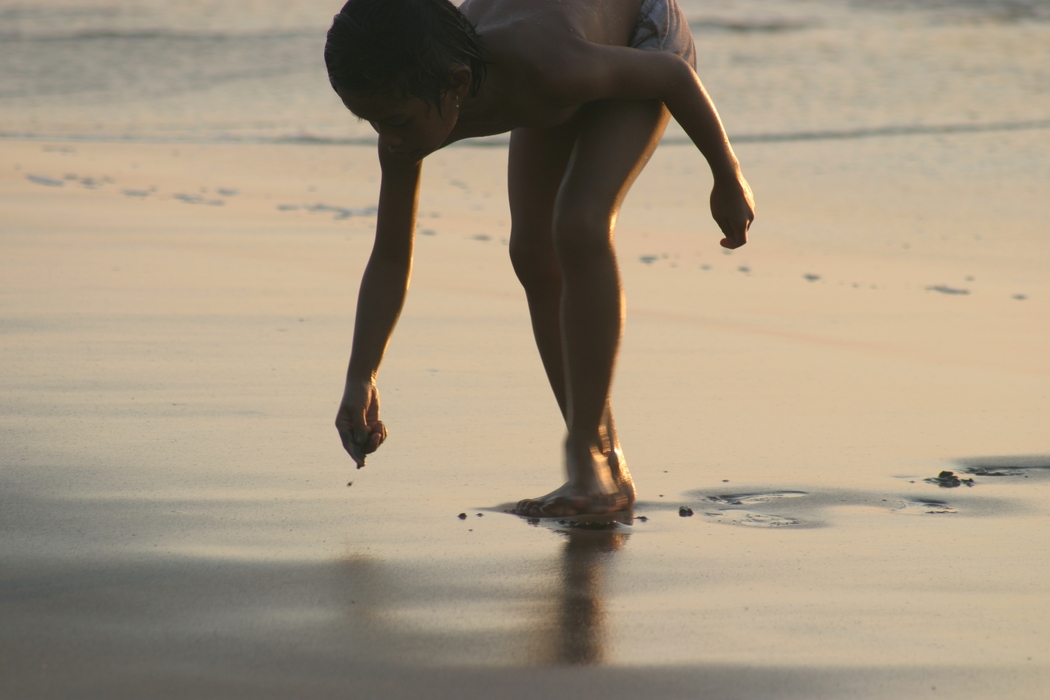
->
<box><xmin>509</xmin><ymin>100</ymin><xmax>669</xmax><ymax>517</ymax></box>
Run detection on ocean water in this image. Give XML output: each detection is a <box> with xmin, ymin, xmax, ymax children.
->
<box><xmin>1</xmin><ymin>0</ymin><xmax>1048</xmax><ymax>144</ymax></box>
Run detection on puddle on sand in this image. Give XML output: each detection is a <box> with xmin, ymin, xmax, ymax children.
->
<box><xmin>702</xmin><ymin>510</ymin><xmax>801</xmax><ymax>528</ymax></box>
<box><xmin>705</xmin><ymin>491</ymin><xmax>808</xmax><ymax>507</ymax></box>
<box><xmin>697</xmin><ymin>491</ymin><xmax>808</xmax><ymax>528</ymax></box>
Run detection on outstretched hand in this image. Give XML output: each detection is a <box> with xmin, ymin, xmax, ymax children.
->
<box><xmin>335</xmin><ymin>380</ymin><xmax>388</xmax><ymax>468</ymax></box>
<box><xmin>710</xmin><ymin>175</ymin><xmax>755</xmax><ymax>249</ymax></box>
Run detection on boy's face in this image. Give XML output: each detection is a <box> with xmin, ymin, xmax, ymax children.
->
<box><xmin>338</xmin><ymin>86</ymin><xmax>461</xmax><ymax>160</ymax></box>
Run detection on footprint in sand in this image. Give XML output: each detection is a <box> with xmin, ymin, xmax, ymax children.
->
<box><xmin>890</xmin><ymin>498</ymin><xmax>956</xmax><ymax>515</ymax></box>
<box><xmin>926</xmin><ymin>284</ymin><xmax>969</xmax><ymax>295</ymax></box>
<box><xmin>26</xmin><ymin>174</ymin><xmax>65</xmax><ymax>187</ymax></box>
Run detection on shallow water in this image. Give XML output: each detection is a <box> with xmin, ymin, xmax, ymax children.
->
<box><xmin>2</xmin><ymin>0</ymin><xmax>1048</xmax><ymax>145</ymax></box>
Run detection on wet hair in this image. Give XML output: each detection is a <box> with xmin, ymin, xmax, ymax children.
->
<box><xmin>324</xmin><ymin>0</ymin><xmax>488</xmax><ymax>105</ymax></box>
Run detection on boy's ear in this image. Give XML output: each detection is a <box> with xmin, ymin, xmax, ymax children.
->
<box><xmin>450</xmin><ymin>64</ymin><xmax>472</xmax><ymax>96</ymax></box>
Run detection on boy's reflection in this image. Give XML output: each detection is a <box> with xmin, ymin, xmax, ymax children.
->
<box><xmin>532</xmin><ymin>519</ymin><xmax>630</xmax><ymax>666</ymax></box>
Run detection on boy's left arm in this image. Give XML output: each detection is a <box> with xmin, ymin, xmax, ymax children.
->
<box><xmin>551</xmin><ymin>41</ymin><xmax>754</xmax><ymax>248</ymax></box>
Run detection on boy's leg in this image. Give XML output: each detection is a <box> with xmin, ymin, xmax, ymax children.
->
<box><xmin>507</xmin><ymin>122</ymin><xmax>578</xmax><ymax>418</ymax></box>
<box><xmin>509</xmin><ymin>122</ymin><xmax>634</xmax><ymax>515</ymax></box>
<box><xmin>513</xmin><ymin>98</ymin><xmax>670</xmax><ymax>517</ymax></box>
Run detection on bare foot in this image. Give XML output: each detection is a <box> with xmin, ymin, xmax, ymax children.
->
<box><xmin>513</xmin><ymin>432</ymin><xmax>636</xmax><ymax>518</ymax></box>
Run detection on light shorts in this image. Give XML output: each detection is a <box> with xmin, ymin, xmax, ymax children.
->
<box><xmin>628</xmin><ymin>0</ymin><xmax>697</xmax><ymax>70</ymax></box>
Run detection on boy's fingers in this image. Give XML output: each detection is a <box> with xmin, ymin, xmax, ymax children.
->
<box><xmin>719</xmin><ymin>218</ymin><xmax>750</xmax><ymax>249</ymax></box>
<box><xmin>338</xmin><ymin>427</ymin><xmax>366</xmax><ymax>467</ymax></box>
<box><xmin>719</xmin><ymin>230</ymin><xmax>747</xmax><ymax>249</ymax></box>
<box><xmin>352</xmin><ymin>408</ymin><xmax>369</xmax><ymax>447</ymax></box>
<box><xmin>363</xmin><ymin>421</ymin><xmax>386</xmax><ymax>454</ymax></box>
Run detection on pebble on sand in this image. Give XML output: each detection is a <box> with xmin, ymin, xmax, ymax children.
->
<box><xmin>458</xmin><ymin>512</ymin><xmax>467</xmax><ymax>520</ymax></box>
<box><xmin>925</xmin><ymin>470</ymin><xmax>974</xmax><ymax>488</ymax></box>
<box><xmin>679</xmin><ymin>506</ymin><xmax>694</xmax><ymax>517</ymax></box>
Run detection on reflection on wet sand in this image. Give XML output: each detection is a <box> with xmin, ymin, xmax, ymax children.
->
<box><xmin>529</xmin><ymin>522</ymin><xmax>629</xmax><ymax>666</ymax></box>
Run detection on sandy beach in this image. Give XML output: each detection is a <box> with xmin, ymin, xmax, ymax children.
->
<box><xmin>3</xmin><ymin>1</ymin><xmax>1050</xmax><ymax>698</ymax></box>
<box><xmin>4</xmin><ymin>127</ymin><xmax>1049</xmax><ymax>697</ymax></box>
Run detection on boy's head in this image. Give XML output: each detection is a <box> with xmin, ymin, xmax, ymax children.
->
<box><xmin>324</xmin><ymin>0</ymin><xmax>487</xmax><ymax>106</ymax></box>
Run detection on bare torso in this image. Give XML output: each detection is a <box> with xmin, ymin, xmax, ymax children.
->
<box><xmin>446</xmin><ymin>0</ymin><xmax>644</xmax><ymax>140</ymax></box>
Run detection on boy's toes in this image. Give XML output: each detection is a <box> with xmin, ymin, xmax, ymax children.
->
<box><xmin>512</xmin><ymin>498</ymin><xmax>542</xmax><ymax>516</ymax></box>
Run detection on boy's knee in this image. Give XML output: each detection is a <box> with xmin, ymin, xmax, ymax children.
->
<box><xmin>552</xmin><ymin>206</ymin><xmax>614</xmax><ymax>263</ymax></box>
<box><xmin>509</xmin><ymin>229</ymin><xmax>560</xmax><ymax>289</ymax></box>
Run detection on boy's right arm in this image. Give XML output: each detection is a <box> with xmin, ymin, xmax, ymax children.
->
<box><xmin>336</xmin><ymin>147</ymin><xmax>422</xmax><ymax>467</ymax></box>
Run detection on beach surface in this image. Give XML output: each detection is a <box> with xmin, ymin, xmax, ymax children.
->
<box><xmin>3</xmin><ymin>1</ymin><xmax>1050</xmax><ymax>698</ymax></box>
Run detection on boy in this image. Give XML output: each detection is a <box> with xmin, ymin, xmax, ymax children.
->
<box><xmin>326</xmin><ymin>0</ymin><xmax>754</xmax><ymax>517</ymax></box>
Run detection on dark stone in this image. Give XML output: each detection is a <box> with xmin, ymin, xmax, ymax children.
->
<box><xmin>924</xmin><ymin>470</ymin><xmax>975</xmax><ymax>488</ymax></box>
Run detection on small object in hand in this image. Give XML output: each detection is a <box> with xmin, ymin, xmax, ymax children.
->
<box><xmin>458</xmin><ymin>513</ymin><xmax>467</xmax><ymax>520</ymax></box>
<box><xmin>679</xmin><ymin>506</ymin><xmax>694</xmax><ymax>517</ymax></box>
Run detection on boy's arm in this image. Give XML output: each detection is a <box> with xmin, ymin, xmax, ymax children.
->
<box><xmin>550</xmin><ymin>41</ymin><xmax>754</xmax><ymax>247</ymax></box>
<box><xmin>336</xmin><ymin>148</ymin><xmax>421</xmax><ymax>466</ymax></box>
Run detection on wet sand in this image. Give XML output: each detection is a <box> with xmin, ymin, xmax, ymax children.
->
<box><xmin>2</xmin><ymin>133</ymin><xmax>1049</xmax><ymax>698</ymax></box>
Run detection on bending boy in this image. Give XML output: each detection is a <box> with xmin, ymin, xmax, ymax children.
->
<box><xmin>326</xmin><ymin>0</ymin><xmax>755</xmax><ymax>517</ymax></box>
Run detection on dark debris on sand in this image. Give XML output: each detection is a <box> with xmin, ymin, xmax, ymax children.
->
<box><xmin>679</xmin><ymin>506</ymin><xmax>694</xmax><ymax>517</ymax></box>
<box><xmin>925</xmin><ymin>470</ymin><xmax>975</xmax><ymax>488</ymax></box>
<box><xmin>457</xmin><ymin>512</ymin><xmax>467</xmax><ymax>520</ymax></box>
<box><xmin>965</xmin><ymin>466</ymin><xmax>1024</xmax><ymax>477</ymax></box>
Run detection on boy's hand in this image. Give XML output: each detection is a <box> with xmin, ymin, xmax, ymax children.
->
<box><xmin>335</xmin><ymin>380</ymin><xmax>387</xmax><ymax>468</ymax></box>
<box><xmin>710</xmin><ymin>175</ymin><xmax>755</xmax><ymax>249</ymax></box>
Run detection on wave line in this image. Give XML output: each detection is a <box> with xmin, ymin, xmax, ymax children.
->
<box><xmin>2</xmin><ymin>118</ymin><xmax>1048</xmax><ymax>147</ymax></box>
